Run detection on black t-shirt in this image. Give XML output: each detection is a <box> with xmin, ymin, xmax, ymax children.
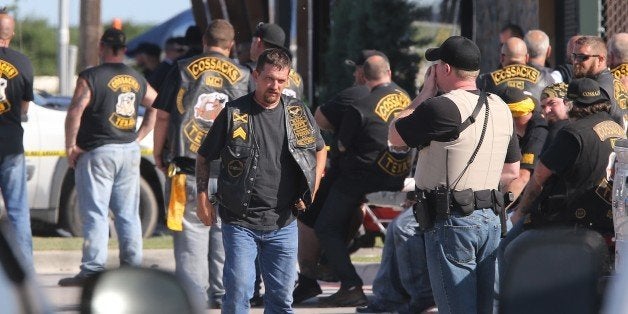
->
<box><xmin>148</xmin><ymin>60</ymin><xmax>175</xmax><ymax>93</ymax></box>
<box><xmin>152</xmin><ymin>65</ymin><xmax>180</xmax><ymax>113</ymax></box>
<box><xmin>540</xmin><ymin>130</ymin><xmax>579</xmax><ymax>175</ymax></box>
<box><xmin>319</xmin><ymin>84</ymin><xmax>370</xmax><ymax>130</ymax></box>
<box><xmin>0</xmin><ymin>47</ymin><xmax>34</xmax><ymax>155</ymax></box>
<box><xmin>395</xmin><ymin>91</ymin><xmax>522</xmax><ymax>163</ymax></box>
<box><xmin>76</xmin><ymin>63</ymin><xmax>147</xmax><ymax>151</ymax></box>
<box><xmin>198</xmin><ymin>94</ymin><xmax>324</xmax><ymax>230</ymax></box>
<box><xmin>518</xmin><ymin>112</ymin><xmax>548</xmax><ymax>170</ymax></box>
<box><xmin>541</xmin><ymin>119</ymin><xmax>570</xmax><ymax>156</ymax></box>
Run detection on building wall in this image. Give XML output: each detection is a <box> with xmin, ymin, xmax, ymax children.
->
<box><xmin>604</xmin><ymin>0</ymin><xmax>628</xmax><ymax>38</ymax></box>
<box><xmin>474</xmin><ymin>0</ymin><xmax>538</xmax><ymax>73</ymax></box>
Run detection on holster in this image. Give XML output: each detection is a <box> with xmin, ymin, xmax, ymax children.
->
<box><xmin>412</xmin><ymin>190</ymin><xmax>435</xmax><ymax>231</ymax></box>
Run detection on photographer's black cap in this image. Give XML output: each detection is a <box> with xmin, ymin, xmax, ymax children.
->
<box><xmin>567</xmin><ymin>78</ymin><xmax>609</xmax><ymax>106</ymax></box>
<box><xmin>100</xmin><ymin>28</ymin><xmax>126</xmax><ymax>47</ymax></box>
<box><xmin>425</xmin><ymin>36</ymin><xmax>480</xmax><ymax>71</ymax></box>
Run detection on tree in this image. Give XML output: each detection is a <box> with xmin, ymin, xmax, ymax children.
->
<box><xmin>321</xmin><ymin>0</ymin><xmax>422</xmax><ymax>101</ymax></box>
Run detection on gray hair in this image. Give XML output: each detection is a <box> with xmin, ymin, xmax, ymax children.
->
<box><xmin>524</xmin><ymin>30</ymin><xmax>550</xmax><ymax>58</ymax></box>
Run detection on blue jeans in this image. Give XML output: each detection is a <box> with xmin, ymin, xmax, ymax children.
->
<box><xmin>371</xmin><ymin>208</ymin><xmax>433</xmax><ymax>313</ymax></box>
<box><xmin>167</xmin><ymin>176</ymin><xmax>224</xmax><ymax>304</ymax></box>
<box><xmin>0</xmin><ymin>153</ymin><xmax>32</xmax><ymax>270</ymax></box>
<box><xmin>424</xmin><ymin>209</ymin><xmax>501</xmax><ymax>314</ymax></box>
<box><xmin>222</xmin><ymin>220</ymin><xmax>298</xmax><ymax>314</ymax></box>
<box><xmin>75</xmin><ymin>142</ymin><xmax>142</xmax><ymax>275</ymax></box>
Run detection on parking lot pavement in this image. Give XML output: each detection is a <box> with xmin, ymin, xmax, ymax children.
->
<box><xmin>35</xmin><ymin>248</ymin><xmax>381</xmax><ymax>314</ymax></box>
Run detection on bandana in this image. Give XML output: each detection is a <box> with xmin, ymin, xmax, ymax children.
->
<box><xmin>541</xmin><ymin>82</ymin><xmax>568</xmax><ymax>101</ymax></box>
<box><xmin>508</xmin><ymin>98</ymin><xmax>536</xmax><ymax>118</ymax></box>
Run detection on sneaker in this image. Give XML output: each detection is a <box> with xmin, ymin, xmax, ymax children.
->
<box><xmin>293</xmin><ymin>278</ymin><xmax>322</xmax><ymax>304</ymax></box>
<box><xmin>319</xmin><ymin>286</ymin><xmax>368</xmax><ymax>307</ymax></box>
<box><xmin>57</xmin><ymin>273</ymin><xmax>94</xmax><ymax>287</ymax></box>
<box><xmin>356</xmin><ymin>303</ymin><xmax>395</xmax><ymax>313</ymax></box>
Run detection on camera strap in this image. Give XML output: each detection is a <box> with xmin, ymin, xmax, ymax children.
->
<box><xmin>449</xmin><ymin>90</ymin><xmax>489</xmax><ymax>190</ymax></box>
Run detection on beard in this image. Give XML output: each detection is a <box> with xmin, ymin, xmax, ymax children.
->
<box><xmin>263</xmin><ymin>89</ymin><xmax>281</xmax><ymax>104</ymax></box>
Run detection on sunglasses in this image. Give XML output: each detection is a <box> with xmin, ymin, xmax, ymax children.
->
<box><xmin>572</xmin><ymin>53</ymin><xmax>600</xmax><ymax>62</ymax></box>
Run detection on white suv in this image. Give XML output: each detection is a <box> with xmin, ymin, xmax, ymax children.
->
<box><xmin>21</xmin><ymin>95</ymin><xmax>164</xmax><ymax>237</ymax></box>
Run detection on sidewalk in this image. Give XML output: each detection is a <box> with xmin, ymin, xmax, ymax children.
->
<box><xmin>35</xmin><ymin>247</ymin><xmax>383</xmax><ymax>314</ymax></box>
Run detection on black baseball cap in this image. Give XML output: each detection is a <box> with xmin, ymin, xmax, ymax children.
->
<box><xmin>254</xmin><ymin>22</ymin><xmax>285</xmax><ymax>48</ymax></box>
<box><xmin>425</xmin><ymin>36</ymin><xmax>480</xmax><ymax>71</ymax></box>
<box><xmin>101</xmin><ymin>28</ymin><xmax>126</xmax><ymax>47</ymax></box>
<box><xmin>344</xmin><ymin>50</ymin><xmax>388</xmax><ymax>67</ymax></box>
<box><xmin>567</xmin><ymin>78</ymin><xmax>609</xmax><ymax>106</ymax></box>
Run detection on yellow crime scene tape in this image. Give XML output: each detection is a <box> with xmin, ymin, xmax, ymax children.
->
<box><xmin>25</xmin><ymin>148</ymin><xmax>154</xmax><ymax>157</ymax></box>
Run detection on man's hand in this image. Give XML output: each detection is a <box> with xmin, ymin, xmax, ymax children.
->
<box><xmin>66</xmin><ymin>145</ymin><xmax>85</xmax><ymax>169</ymax></box>
<box><xmin>197</xmin><ymin>193</ymin><xmax>217</xmax><ymax>226</ymax></box>
<box><xmin>154</xmin><ymin>155</ymin><xmax>167</xmax><ymax>174</ymax></box>
<box><xmin>421</xmin><ymin>63</ymin><xmax>438</xmax><ymax>98</ymax></box>
<box><xmin>294</xmin><ymin>198</ymin><xmax>306</xmax><ymax>212</ymax></box>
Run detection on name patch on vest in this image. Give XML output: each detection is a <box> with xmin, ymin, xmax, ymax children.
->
<box><xmin>287</xmin><ymin>106</ymin><xmax>316</xmax><ymax>147</ymax></box>
<box><xmin>612</xmin><ymin>64</ymin><xmax>628</xmax><ymax>80</ymax></box>
<box><xmin>376</xmin><ymin>151</ymin><xmax>411</xmax><ymax>176</ymax></box>
<box><xmin>490</xmin><ymin>65</ymin><xmax>540</xmax><ymax>86</ymax></box>
<box><xmin>374</xmin><ymin>91</ymin><xmax>410</xmax><ymax>121</ymax></box>
<box><xmin>187</xmin><ymin>57</ymin><xmax>243</xmax><ymax>84</ymax></box>
<box><xmin>184</xmin><ymin>120</ymin><xmax>209</xmax><ymax>153</ymax></box>
<box><xmin>593</xmin><ymin>120</ymin><xmax>625</xmax><ymax>141</ymax></box>
<box><xmin>176</xmin><ymin>87</ymin><xmax>186</xmax><ymax>114</ymax></box>
<box><xmin>0</xmin><ymin>60</ymin><xmax>18</xmax><ymax>79</ymax></box>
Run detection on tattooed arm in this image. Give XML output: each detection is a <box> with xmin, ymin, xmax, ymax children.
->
<box><xmin>64</xmin><ymin>77</ymin><xmax>91</xmax><ymax>168</ymax></box>
<box><xmin>196</xmin><ymin>154</ymin><xmax>216</xmax><ymax>226</ymax></box>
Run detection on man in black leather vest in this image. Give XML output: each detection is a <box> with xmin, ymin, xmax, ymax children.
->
<box><xmin>572</xmin><ymin>36</ymin><xmax>628</xmax><ymax>131</ymax></box>
<box><xmin>479</xmin><ymin>37</ymin><xmax>555</xmax><ymax>102</ymax></box>
<box><xmin>511</xmin><ymin>78</ymin><xmax>626</xmax><ymax>232</ymax></box>
<box><xmin>152</xmin><ymin>19</ymin><xmax>251</xmax><ymax>307</ymax></box>
<box><xmin>195</xmin><ymin>48</ymin><xmax>326</xmax><ymax>313</ymax></box>
<box><xmin>316</xmin><ymin>53</ymin><xmax>412</xmax><ymax>307</ymax></box>
<box><xmin>608</xmin><ymin>33</ymin><xmax>628</xmax><ymax>92</ymax></box>
<box><xmin>60</xmin><ymin>28</ymin><xmax>157</xmax><ymax>287</ymax></box>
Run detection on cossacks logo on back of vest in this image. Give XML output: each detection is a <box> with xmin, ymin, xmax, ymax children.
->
<box><xmin>0</xmin><ymin>61</ymin><xmax>18</xmax><ymax>115</ymax></box>
<box><xmin>107</xmin><ymin>75</ymin><xmax>140</xmax><ymax>130</ymax></box>
<box><xmin>374</xmin><ymin>91</ymin><xmax>410</xmax><ymax>121</ymax></box>
<box><xmin>187</xmin><ymin>57</ymin><xmax>243</xmax><ymax>84</ymax></box>
<box><xmin>490</xmin><ymin>64</ymin><xmax>540</xmax><ymax>88</ymax></box>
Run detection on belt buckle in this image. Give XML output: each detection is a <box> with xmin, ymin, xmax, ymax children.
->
<box><xmin>167</xmin><ymin>163</ymin><xmax>180</xmax><ymax>178</ymax></box>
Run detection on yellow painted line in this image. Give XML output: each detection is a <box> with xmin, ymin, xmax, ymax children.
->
<box><xmin>25</xmin><ymin>149</ymin><xmax>154</xmax><ymax>157</ymax></box>
<box><xmin>25</xmin><ymin>150</ymin><xmax>66</xmax><ymax>157</ymax></box>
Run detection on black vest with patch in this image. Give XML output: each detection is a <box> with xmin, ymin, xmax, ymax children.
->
<box><xmin>480</xmin><ymin>63</ymin><xmax>555</xmax><ymax>101</ymax></box>
<box><xmin>540</xmin><ymin>112</ymin><xmax>625</xmax><ymax>233</ymax></box>
<box><xmin>594</xmin><ymin>69</ymin><xmax>628</xmax><ymax>130</ymax></box>
<box><xmin>217</xmin><ymin>94</ymin><xmax>318</xmax><ymax>216</ymax></box>
<box><xmin>169</xmin><ymin>52</ymin><xmax>250</xmax><ymax>161</ymax></box>
<box><xmin>76</xmin><ymin>63</ymin><xmax>146</xmax><ymax>151</ymax></box>
<box><xmin>342</xmin><ymin>82</ymin><xmax>412</xmax><ymax>189</ymax></box>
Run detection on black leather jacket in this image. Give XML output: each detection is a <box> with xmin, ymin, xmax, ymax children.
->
<box><xmin>217</xmin><ymin>94</ymin><xmax>319</xmax><ymax>217</ymax></box>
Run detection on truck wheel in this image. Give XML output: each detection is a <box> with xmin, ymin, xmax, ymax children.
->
<box><xmin>61</xmin><ymin>177</ymin><xmax>159</xmax><ymax>238</ymax></box>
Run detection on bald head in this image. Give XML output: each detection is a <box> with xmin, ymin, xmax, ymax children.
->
<box><xmin>363</xmin><ymin>55</ymin><xmax>391</xmax><ymax>82</ymax></box>
<box><xmin>501</xmin><ymin>37</ymin><xmax>528</xmax><ymax>66</ymax></box>
<box><xmin>608</xmin><ymin>33</ymin><xmax>628</xmax><ymax>68</ymax></box>
<box><xmin>0</xmin><ymin>13</ymin><xmax>14</xmax><ymax>41</ymax></box>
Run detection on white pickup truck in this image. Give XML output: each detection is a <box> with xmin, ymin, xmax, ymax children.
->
<box><xmin>21</xmin><ymin>95</ymin><xmax>164</xmax><ymax>237</ymax></box>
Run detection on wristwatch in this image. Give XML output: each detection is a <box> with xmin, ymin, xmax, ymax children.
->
<box><xmin>208</xmin><ymin>194</ymin><xmax>218</xmax><ymax>206</ymax></box>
